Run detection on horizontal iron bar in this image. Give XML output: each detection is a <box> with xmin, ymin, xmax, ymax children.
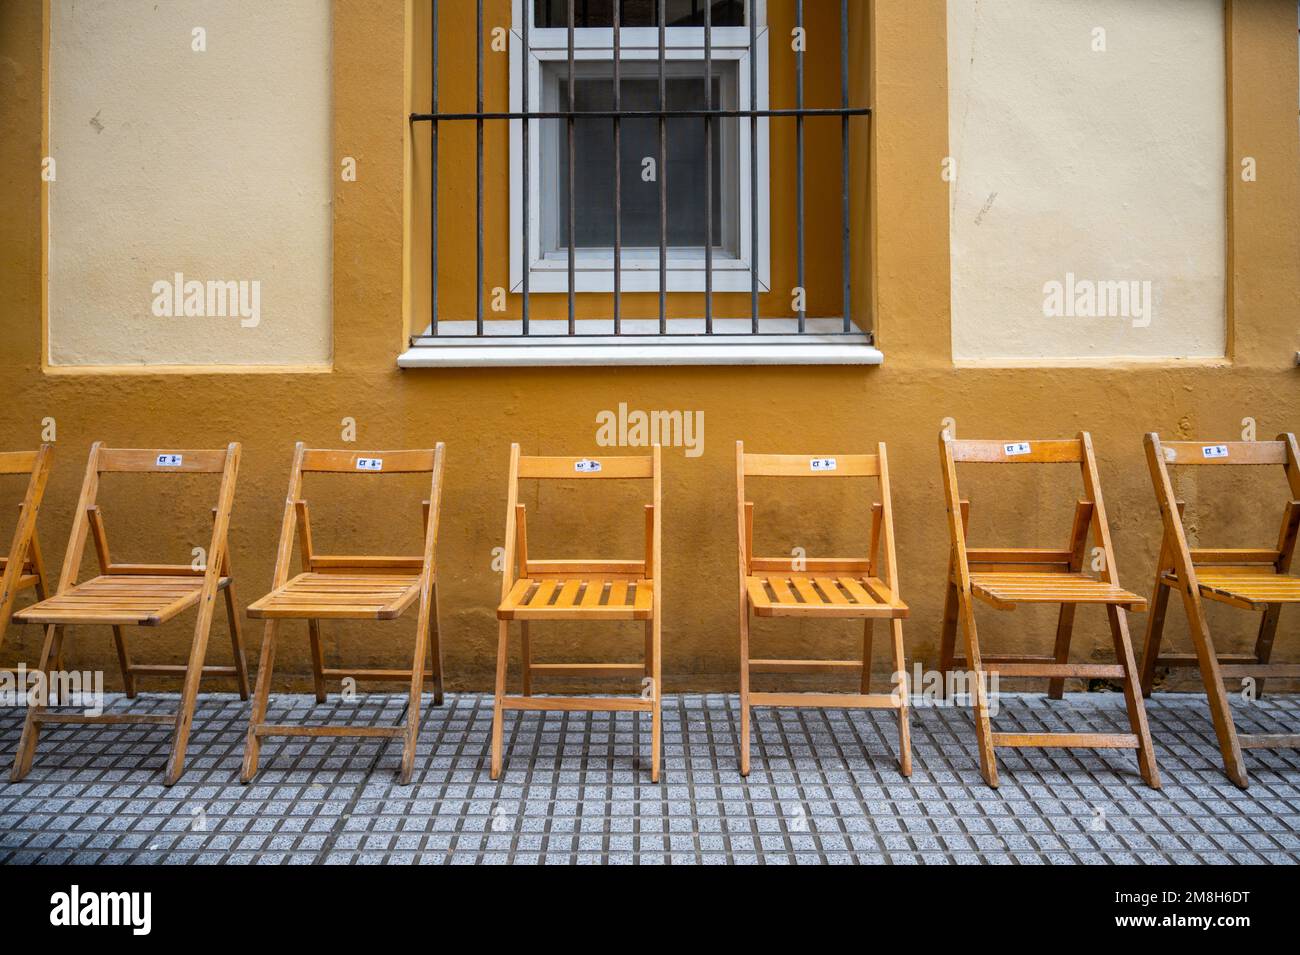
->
<box><xmin>412</xmin><ymin>107</ymin><xmax>870</xmax><ymax>122</ymax></box>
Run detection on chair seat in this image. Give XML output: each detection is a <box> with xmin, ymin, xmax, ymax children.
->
<box><xmin>498</xmin><ymin>577</ymin><xmax>653</xmax><ymax>620</ymax></box>
<box><xmin>247</xmin><ymin>572</ymin><xmax>421</xmax><ymax>620</ymax></box>
<box><xmin>969</xmin><ymin>572</ymin><xmax>1146</xmax><ymax>610</ymax></box>
<box><xmin>1162</xmin><ymin>570</ymin><xmax>1300</xmax><ymax>610</ymax></box>
<box><xmin>745</xmin><ymin>574</ymin><xmax>908</xmax><ymax>619</ymax></box>
<box><xmin>14</xmin><ymin>574</ymin><xmax>230</xmax><ymax>627</ymax></box>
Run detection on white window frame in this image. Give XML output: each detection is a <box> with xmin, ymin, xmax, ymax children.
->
<box><xmin>508</xmin><ymin>0</ymin><xmax>771</xmax><ymax>295</ymax></box>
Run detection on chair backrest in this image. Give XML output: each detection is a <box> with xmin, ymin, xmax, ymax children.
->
<box><xmin>500</xmin><ymin>444</ymin><xmax>662</xmax><ymax>596</ymax></box>
<box><xmin>735</xmin><ymin>441</ymin><xmax>900</xmax><ymax>590</ymax></box>
<box><xmin>0</xmin><ymin>445</ymin><xmax>54</xmax><ymax>616</ymax></box>
<box><xmin>56</xmin><ymin>443</ymin><xmax>241</xmax><ymax>593</ymax></box>
<box><xmin>268</xmin><ymin>443</ymin><xmax>446</xmax><ymax>588</ymax></box>
<box><xmin>939</xmin><ymin>431</ymin><xmax>1120</xmax><ymax>583</ymax></box>
<box><xmin>1144</xmin><ymin>433</ymin><xmax>1300</xmax><ymax>578</ymax></box>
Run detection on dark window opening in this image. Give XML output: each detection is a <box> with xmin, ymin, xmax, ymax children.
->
<box><xmin>534</xmin><ymin>0</ymin><xmax>745</xmax><ymax>29</ymax></box>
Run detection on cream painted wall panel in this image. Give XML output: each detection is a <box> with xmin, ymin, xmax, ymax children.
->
<box><xmin>947</xmin><ymin>0</ymin><xmax>1226</xmax><ymax>361</ymax></box>
<box><xmin>48</xmin><ymin>0</ymin><xmax>332</xmax><ymax>366</ymax></box>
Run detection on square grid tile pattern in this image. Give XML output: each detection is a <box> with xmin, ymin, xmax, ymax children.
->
<box><xmin>1</xmin><ymin>692</ymin><xmax>1298</xmax><ymax>865</ymax></box>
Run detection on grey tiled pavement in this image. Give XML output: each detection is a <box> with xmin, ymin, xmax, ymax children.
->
<box><xmin>1</xmin><ymin>691</ymin><xmax>1298</xmax><ymax>864</ymax></box>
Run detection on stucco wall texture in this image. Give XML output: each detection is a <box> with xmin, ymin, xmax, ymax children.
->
<box><xmin>948</xmin><ymin>0</ymin><xmax>1228</xmax><ymax>361</ymax></box>
<box><xmin>0</xmin><ymin>1</ymin><xmax>1297</xmax><ymax>696</ymax></box>
<box><xmin>46</xmin><ymin>0</ymin><xmax>333</xmax><ymax>367</ymax></box>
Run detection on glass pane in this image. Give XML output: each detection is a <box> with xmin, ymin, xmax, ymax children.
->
<box><xmin>534</xmin><ymin>1</ymin><xmax>745</xmax><ymax>29</ymax></box>
<box><xmin>555</xmin><ymin>71</ymin><xmax>732</xmax><ymax>250</ymax></box>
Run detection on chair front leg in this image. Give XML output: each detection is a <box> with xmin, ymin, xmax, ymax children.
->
<box><xmin>1178</xmin><ymin>588</ymin><xmax>1248</xmax><ymax>787</ymax></box>
<box><xmin>401</xmin><ymin>601</ymin><xmax>433</xmax><ymax>785</ymax></box>
<box><xmin>1107</xmin><ymin>606</ymin><xmax>1160</xmax><ymax>789</ymax></box>
<box><xmin>165</xmin><ymin>591</ymin><xmax>221</xmax><ymax>786</ymax></box>
<box><xmin>890</xmin><ymin>618</ymin><xmax>912</xmax><ymax>777</ymax></box>
<box><xmin>490</xmin><ymin>620</ymin><xmax>509</xmax><ymax>779</ymax></box>
<box><xmin>958</xmin><ymin>592</ymin><xmax>998</xmax><ymax>788</ymax></box>
<box><xmin>241</xmin><ymin>619</ymin><xmax>281</xmax><ymax>783</ymax></box>
<box><xmin>10</xmin><ymin>624</ymin><xmax>63</xmax><ymax>782</ymax></box>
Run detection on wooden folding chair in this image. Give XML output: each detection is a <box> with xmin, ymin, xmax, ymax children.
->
<box><xmin>492</xmin><ymin>444</ymin><xmax>662</xmax><ymax>781</ymax></box>
<box><xmin>10</xmin><ymin>443</ymin><xmax>247</xmax><ymax>785</ymax></box>
<box><xmin>1139</xmin><ymin>433</ymin><xmax>1300</xmax><ymax>788</ymax></box>
<box><xmin>241</xmin><ymin>444</ymin><xmax>446</xmax><ymax>785</ymax></box>
<box><xmin>736</xmin><ymin>442</ymin><xmax>912</xmax><ymax>776</ymax></box>
<box><xmin>937</xmin><ymin>432</ymin><xmax>1159</xmax><ymax>789</ymax></box>
<box><xmin>0</xmin><ymin>446</ymin><xmax>55</xmax><ymax>671</ymax></box>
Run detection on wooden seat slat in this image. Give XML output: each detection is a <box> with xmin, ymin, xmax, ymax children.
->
<box><xmin>580</xmin><ymin>578</ymin><xmax>606</xmax><ymax>607</ymax></box>
<box><xmin>969</xmin><ymin>571</ymin><xmax>1146</xmax><ymax>609</ymax></box>
<box><xmin>246</xmin><ymin>572</ymin><xmax>420</xmax><ymax>620</ymax></box>
<box><xmin>14</xmin><ymin>574</ymin><xmax>228</xmax><ymax>626</ymax></box>
<box><xmin>745</xmin><ymin>573</ymin><xmax>908</xmax><ymax>619</ymax></box>
<box><xmin>497</xmin><ymin>576</ymin><xmax>653</xmax><ymax>620</ymax></box>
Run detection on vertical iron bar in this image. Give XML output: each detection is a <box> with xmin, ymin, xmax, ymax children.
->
<box><xmin>749</xmin><ymin>0</ymin><xmax>758</xmax><ymax>333</ymax></box>
<box><xmin>476</xmin><ymin>0</ymin><xmax>484</xmax><ymax>334</ymax></box>
<box><xmin>658</xmin><ymin>0</ymin><xmax>667</xmax><ymax>334</ymax></box>
<box><xmin>840</xmin><ymin>0</ymin><xmax>850</xmax><ymax>332</ymax></box>
<box><xmin>567</xmin><ymin>0</ymin><xmax>576</xmax><ymax>333</ymax></box>
<box><xmin>796</xmin><ymin>0</ymin><xmax>805</xmax><ymax>333</ymax></box>
<box><xmin>431</xmin><ymin>0</ymin><xmax>439</xmax><ymax>335</ymax></box>
<box><xmin>613</xmin><ymin>0</ymin><xmax>622</xmax><ymax>333</ymax></box>
<box><xmin>521</xmin><ymin>0</ymin><xmax>530</xmax><ymax>334</ymax></box>
<box><xmin>703</xmin><ymin>0</ymin><xmax>713</xmax><ymax>333</ymax></box>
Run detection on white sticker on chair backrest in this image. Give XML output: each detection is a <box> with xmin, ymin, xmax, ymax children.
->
<box><xmin>356</xmin><ymin>458</ymin><xmax>383</xmax><ymax>471</ymax></box>
<box><xmin>1003</xmin><ymin>442</ymin><xmax>1031</xmax><ymax>457</ymax></box>
<box><xmin>1201</xmin><ymin>445</ymin><xmax>1229</xmax><ymax>459</ymax></box>
<box><xmin>810</xmin><ymin>457</ymin><xmax>837</xmax><ymax>472</ymax></box>
<box><xmin>574</xmin><ymin>459</ymin><xmax>602</xmax><ymax>473</ymax></box>
<box><xmin>1164</xmin><ymin>447</ymin><xmax>1177</xmax><ymax>462</ymax></box>
<box><xmin>156</xmin><ymin>454</ymin><xmax>183</xmax><ymax>467</ymax></box>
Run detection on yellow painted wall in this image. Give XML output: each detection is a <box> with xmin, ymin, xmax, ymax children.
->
<box><xmin>1</xmin><ymin>1</ymin><xmax>1297</xmax><ymax>696</ymax></box>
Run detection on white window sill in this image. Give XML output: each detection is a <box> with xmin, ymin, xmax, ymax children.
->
<box><xmin>398</xmin><ymin>318</ymin><xmax>880</xmax><ymax>368</ymax></box>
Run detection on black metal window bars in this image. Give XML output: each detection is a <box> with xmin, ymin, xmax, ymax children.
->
<box><xmin>409</xmin><ymin>0</ymin><xmax>870</xmax><ymax>344</ymax></box>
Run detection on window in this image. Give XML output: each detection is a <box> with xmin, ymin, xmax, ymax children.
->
<box><xmin>404</xmin><ymin>0</ymin><xmax>876</xmax><ymax>366</ymax></box>
<box><xmin>510</xmin><ymin>0</ymin><xmax>770</xmax><ymax>293</ymax></box>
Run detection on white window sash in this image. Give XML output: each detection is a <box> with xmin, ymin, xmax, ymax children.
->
<box><xmin>508</xmin><ymin>3</ymin><xmax>770</xmax><ymax>295</ymax></box>
<box><xmin>516</xmin><ymin>0</ymin><xmax>768</xmax><ymax>45</ymax></box>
